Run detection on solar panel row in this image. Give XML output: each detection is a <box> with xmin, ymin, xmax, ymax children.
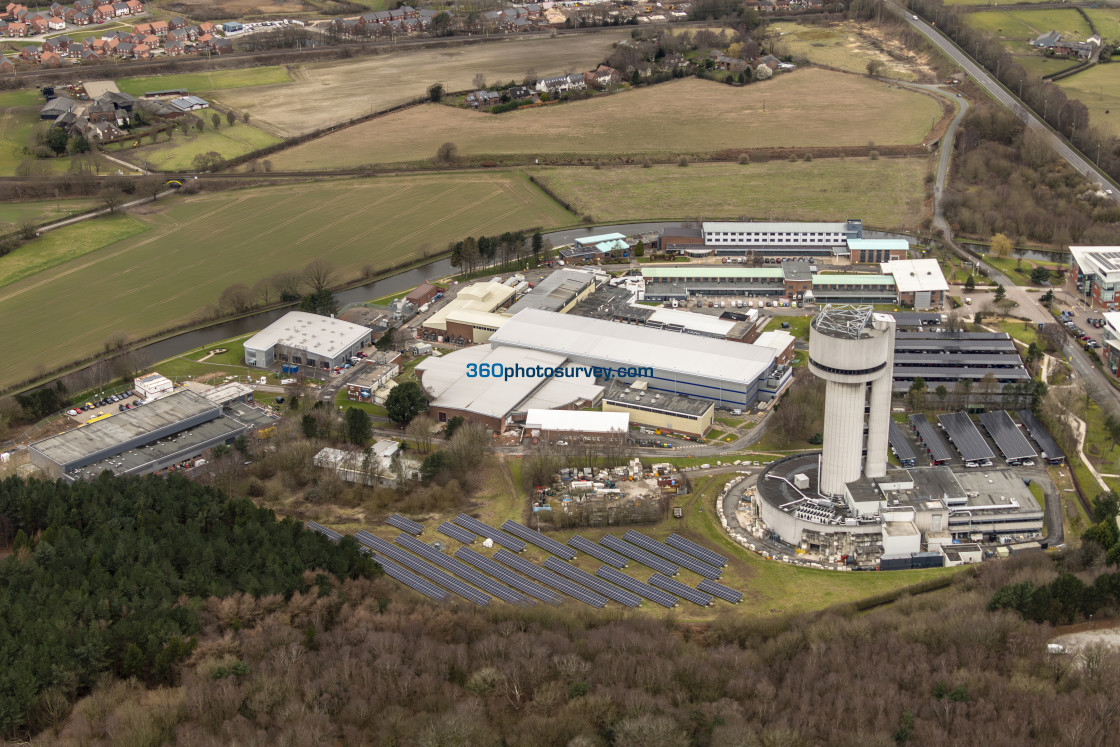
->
<box><xmin>356</xmin><ymin>531</ymin><xmax>491</xmax><ymax>607</ymax></box>
<box><xmin>386</xmin><ymin>514</ymin><xmax>424</xmax><ymax>536</ymax></box>
<box><xmin>454</xmin><ymin>514</ymin><xmax>527</xmax><ymax>552</ymax></box>
<box><xmin>596</xmin><ymin>566</ymin><xmax>677</xmax><ymax>608</ymax></box>
<box><xmin>306</xmin><ymin>521</ymin><xmax>343</xmax><ymax>543</ymax></box>
<box><xmin>887</xmin><ymin>421</ymin><xmax>917</xmax><ymax>464</ymax></box>
<box><xmin>372</xmin><ymin>554</ymin><xmax>450</xmax><ymax>602</ymax></box>
<box><xmin>543</xmin><ymin>557</ymin><xmax>642</xmax><ymax>608</ymax></box>
<box><xmin>394</xmin><ymin>534</ymin><xmax>532</xmax><ymax>606</ymax></box>
<box><xmin>648</xmin><ymin>573</ymin><xmax>714</xmax><ymax>607</ymax></box>
<box><xmin>1018</xmin><ymin>409</ymin><xmax>1065</xmax><ymax>462</ymax></box>
<box><xmin>568</xmin><ymin>534</ymin><xmax>628</xmax><ymax>568</ymax></box>
<box><xmin>938</xmin><ymin>412</ymin><xmax>995</xmax><ymax>463</ymax></box>
<box><xmin>437</xmin><ymin>522</ymin><xmax>477</xmax><ymax>544</ymax></box>
<box><xmin>978</xmin><ymin>410</ymin><xmax>1036</xmax><ymax>462</ymax></box>
<box><xmin>623</xmin><ymin>530</ymin><xmax>722</xmax><ymax>579</ymax></box>
<box><xmin>501</xmin><ymin>520</ymin><xmax>577</xmax><ymax>560</ymax></box>
<box><xmin>909</xmin><ymin>413</ymin><xmax>954</xmax><ymax>463</ymax></box>
<box><xmin>665</xmin><ymin>533</ymin><xmax>728</xmax><ymax>567</ymax></box>
<box><xmin>494</xmin><ymin>549</ymin><xmax>607</xmax><ymax>608</ymax></box>
<box><xmin>455</xmin><ymin>547</ymin><xmax>562</xmax><ymax>605</ymax></box>
<box><xmin>697</xmin><ymin>578</ymin><xmax>743</xmax><ymax>604</ymax></box>
<box><xmin>600</xmin><ymin>534</ymin><xmax>679</xmax><ymax>576</ymax></box>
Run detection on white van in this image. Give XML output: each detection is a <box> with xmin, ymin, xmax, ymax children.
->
<box><xmin>748</xmin><ymin>300</ymin><xmax>754</xmax><ymax>308</ymax></box>
<box><xmin>720</xmin><ymin>300</ymin><xmax>726</xmax><ymax>308</ymax></box>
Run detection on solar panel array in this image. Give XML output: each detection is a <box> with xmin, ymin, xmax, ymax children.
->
<box><xmin>386</xmin><ymin>514</ymin><xmax>424</xmax><ymax>536</ymax></box>
<box><xmin>356</xmin><ymin>531</ymin><xmax>491</xmax><ymax>606</ymax></box>
<box><xmin>543</xmin><ymin>557</ymin><xmax>642</xmax><ymax>608</ymax></box>
<box><xmin>438</xmin><ymin>522</ymin><xmax>477</xmax><ymax>544</ymax></box>
<box><xmin>501</xmin><ymin>520</ymin><xmax>577</xmax><ymax>560</ymax></box>
<box><xmin>649</xmin><ymin>573</ymin><xmax>714</xmax><ymax>607</ymax></box>
<box><xmin>306</xmin><ymin>521</ymin><xmax>343</xmax><ymax>543</ymax></box>
<box><xmin>597</xmin><ymin>566</ymin><xmax>677</xmax><ymax>608</ymax></box>
<box><xmin>698</xmin><ymin>578</ymin><xmax>743</xmax><ymax>604</ymax></box>
<box><xmin>978</xmin><ymin>410</ymin><xmax>1037</xmax><ymax>461</ymax></box>
<box><xmin>601</xmin><ymin>534</ymin><xmax>679</xmax><ymax>575</ymax></box>
<box><xmin>568</xmin><ymin>534</ymin><xmax>628</xmax><ymax>568</ymax></box>
<box><xmin>455</xmin><ymin>547</ymin><xmax>562</xmax><ymax>605</ymax></box>
<box><xmin>623</xmin><ymin>530</ymin><xmax>722</xmax><ymax>579</ymax></box>
<box><xmin>938</xmin><ymin>412</ymin><xmax>995</xmax><ymax>462</ymax></box>
<box><xmin>454</xmin><ymin>514</ymin><xmax>527</xmax><ymax>552</ymax></box>
<box><xmin>665</xmin><ymin>533</ymin><xmax>728</xmax><ymax>568</ymax></box>
<box><xmin>373</xmin><ymin>555</ymin><xmax>450</xmax><ymax>602</ymax></box>
<box><xmin>909</xmin><ymin>413</ymin><xmax>954</xmax><ymax>463</ymax></box>
<box><xmin>395</xmin><ymin>534</ymin><xmax>532</xmax><ymax>606</ymax></box>
<box><xmin>888</xmin><ymin>421</ymin><xmax>918</xmax><ymax>464</ymax></box>
<box><xmin>494</xmin><ymin>549</ymin><xmax>607</xmax><ymax>608</ymax></box>
<box><xmin>1018</xmin><ymin>409</ymin><xmax>1065</xmax><ymax>462</ymax></box>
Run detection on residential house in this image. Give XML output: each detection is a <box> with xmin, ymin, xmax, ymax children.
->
<box><xmin>74</xmin><ymin>0</ymin><xmax>94</xmax><ymax>10</ymax></box>
<box><xmin>131</xmin><ymin>21</ymin><xmax>149</xmax><ymax>34</ymax></box>
<box><xmin>47</xmin><ymin>14</ymin><xmax>65</xmax><ymax>29</ymax></box>
<box><xmin>80</xmin><ymin>49</ymin><xmax>99</xmax><ymax>63</ymax></box>
<box><xmin>40</xmin><ymin>50</ymin><xmax>60</xmax><ymax>66</ymax></box>
<box><xmin>125</xmin><ymin>0</ymin><xmax>142</xmax><ymax>13</ymax></box>
<box><xmin>18</xmin><ymin>45</ymin><xmax>38</xmax><ymax>61</ymax></box>
<box><xmin>566</xmin><ymin>73</ymin><xmax>586</xmax><ymax>90</ymax></box>
<box><xmin>166</xmin><ymin>16</ymin><xmax>187</xmax><ymax>28</ymax></box>
<box><xmin>536</xmin><ymin>74</ymin><xmax>570</xmax><ymax>93</ymax></box>
<box><xmin>7</xmin><ymin>20</ymin><xmax>26</xmax><ymax>35</ymax></box>
<box><xmin>111</xmin><ymin>1</ymin><xmax>129</xmax><ymax>16</ymax></box>
<box><xmin>465</xmin><ymin>89</ymin><xmax>501</xmax><ymax>108</ymax></box>
<box><xmin>71</xmin><ymin>10</ymin><xmax>89</xmax><ymax>24</ymax></box>
<box><xmin>96</xmin><ymin>4</ymin><xmax>113</xmax><ymax>19</ymax></box>
<box><xmin>0</xmin><ymin>56</ymin><xmax>14</xmax><ymax>74</ymax></box>
<box><xmin>507</xmin><ymin>85</ymin><xmax>533</xmax><ymax>100</ymax></box>
<box><xmin>756</xmin><ymin>53</ymin><xmax>781</xmax><ymax>70</ymax></box>
<box><xmin>715</xmin><ymin>54</ymin><xmax>748</xmax><ymax>73</ymax></box>
<box><xmin>149</xmin><ymin>19</ymin><xmax>167</xmax><ymax>35</ymax></box>
<box><xmin>526</xmin><ymin>3</ymin><xmax>542</xmax><ymax>16</ymax></box>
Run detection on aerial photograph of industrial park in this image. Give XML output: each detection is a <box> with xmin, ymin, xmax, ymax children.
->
<box><xmin>3</xmin><ymin>0</ymin><xmax>1120</xmax><ymax>743</ymax></box>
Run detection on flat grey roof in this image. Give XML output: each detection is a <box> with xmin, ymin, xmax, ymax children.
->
<box><xmin>31</xmin><ymin>390</ymin><xmax>218</xmax><ymax>467</ymax></box>
<box><xmin>888</xmin><ymin>421</ymin><xmax>917</xmax><ymax>463</ymax></box>
<box><xmin>570</xmin><ymin>284</ymin><xmax>651</xmax><ymax>322</ymax></box>
<box><xmin>939</xmin><ymin>412</ymin><xmax>995</xmax><ymax>462</ymax></box>
<box><xmin>1018</xmin><ymin>409</ymin><xmax>1065</xmax><ymax>462</ymax></box>
<box><xmin>603</xmin><ymin>380</ymin><xmax>714</xmax><ymax>418</ymax></box>
<box><xmin>243</xmin><ymin>311</ymin><xmax>371</xmax><ymax>360</ymax></box>
<box><xmin>506</xmin><ymin>269</ymin><xmax>594</xmax><ymax>315</ymax></box>
<box><xmin>490</xmin><ymin>309</ymin><xmax>775</xmax><ymax>387</ymax></box>
<box><xmin>783</xmin><ymin>260</ymin><xmax>812</xmax><ymax>281</ymax></box>
<box><xmin>909</xmin><ymin>413</ymin><xmax>954</xmax><ymax>463</ymax></box>
<box><xmin>978</xmin><ymin>410</ymin><xmax>1037</xmax><ymax>461</ymax></box>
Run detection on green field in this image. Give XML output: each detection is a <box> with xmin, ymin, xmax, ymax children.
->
<box><xmin>1057</xmin><ymin>65</ymin><xmax>1120</xmax><ymax>137</ymax></box>
<box><xmin>0</xmin><ymin>173</ymin><xmax>574</xmax><ymax>389</ymax></box>
<box><xmin>0</xmin><ymin>215</ymin><xmax>146</xmax><ymax>289</ymax></box>
<box><xmin>0</xmin><ymin>90</ymin><xmax>73</xmax><ymax>176</ymax></box>
<box><xmin>535</xmin><ymin>158</ymin><xmax>931</xmax><ymax>229</ymax></box>
<box><xmin>117</xmin><ymin>120</ymin><xmax>281</xmax><ymax>170</ymax></box>
<box><xmin>1015</xmin><ymin>53</ymin><xmax>1078</xmax><ymax>77</ymax></box>
<box><xmin>1084</xmin><ymin>8</ymin><xmax>1120</xmax><ymax>41</ymax></box>
<box><xmin>0</xmin><ymin>197</ymin><xmax>99</xmax><ymax>233</ymax></box>
<box><xmin>115</xmin><ymin>67</ymin><xmax>292</xmax><ymax>97</ymax></box>
<box><xmin>965</xmin><ymin>9</ymin><xmax>1093</xmax><ymax>40</ymax></box>
<box><xmin>945</xmin><ymin>0</ymin><xmax>1054</xmax><ymax>4</ymax></box>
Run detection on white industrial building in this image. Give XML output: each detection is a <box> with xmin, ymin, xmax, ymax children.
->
<box><xmin>523</xmin><ymin>409</ymin><xmax>630</xmax><ymax>444</ymax></box>
<box><xmin>702</xmin><ymin>219</ymin><xmax>862</xmax><ymax>253</ymax></box>
<box><xmin>808</xmin><ymin>305</ymin><xmax>896</xmax><ymax>497</ymax></box>
<box><xmin>135</xmin><ymin>372</ymin><xmax>174</xmax><ymax>400</ymax></box>
<box><xmin>489</xmin><ymin>309</ymin><xmax>789</xmax><ymax>408</ymax></box>
<box><xmin>243</xmin><ymin>312</ymin><xmax>372</xmax><ymax>371</ymax></box>
<box><xmin>880</xmin><ymin>258</ymin><xmax>949</xmax><ymax>309</ymax></box>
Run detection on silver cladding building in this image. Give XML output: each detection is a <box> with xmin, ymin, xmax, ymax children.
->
<box><xmin>29</xmin><ymin>389</ymin><xmax>249</xmax><ymax>482</ymax></box>
<box><xmin>243</xmin><ymin>311</ymin><xmax>372</xmax><ymax>371</ymax></box>
<box><xmin>809</xmin><ymin>305</ymin><xmax>896</xmax><ymax>496</ymax></box>
<box><xmin>488</xmin><ymin>308</ymin><xmax>788</xmax><ymax>408</ymax></box>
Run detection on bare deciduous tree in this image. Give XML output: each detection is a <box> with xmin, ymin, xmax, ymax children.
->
<box><xmin>303</xmin><ymin>259</ymin><xmax>335</xmax><ymax>294</ymax></box>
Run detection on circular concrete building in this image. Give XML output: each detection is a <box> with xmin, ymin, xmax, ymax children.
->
<box><xmin>808</xmin><ymin>305</ymin><xmax>896</xmax><ymax>497</ymax></box>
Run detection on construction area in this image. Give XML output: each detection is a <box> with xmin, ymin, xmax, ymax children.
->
<box><xmin>536</xmin><ymin>459</ymin><xmax>689</xmax><ymax>529</ymax></box>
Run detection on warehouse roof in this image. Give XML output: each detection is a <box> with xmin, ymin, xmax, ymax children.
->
<box><xmin>603</xmin><ymin>379</ymin><xmax>714</xmax><ymax>418</ymax></box>
<box><xmin>244</xmin><ymin>312</ymin><xmax>370</xmax><ymax>359</ymax></box>
<box><xmin>573</xmin><ymin>232</ymin><xmax>627</xmax><ymax>248</ymax></box>
<box><xmin>426</xmin><ymin>281</ymin><xmax>515</xmax><ymax>330</ymax></box>
<box><xmin>938</xmin><ymin>412</ymin><xmax>995</xmax><ymax>462</ymax></box>
<box><xmin>489</xmin><ymin>309</ymin><xmax>775</xmax><ymax>386</ymax></box>
<box><xmin>812</xmin><ymin>274</ymin><xmax>897</xmax><ymax>286</ymax></box>
<box><xmin>31</xmin><ymin>390</ymin><xmax>219</xmax><ymax>467</ymax></box>
<box><xmin>524</xmin><ymin>409</ymin><xmax>629</xmax><ymax>434</ymax></box>
<box><xmin>644</xmin><ymin>307</ymin><xmax>738</xmax><ymax>336</ymax></box>
<box><xmin>755</xmin><ymin>330</ymin><xmax>795</xmax><ymax>352</ymax></box>
<box><xmin>444</xmin><ymin>309</ymin><xmax>510</xmax><ymax>330</ymax></box>
<box><xmin>881</xmin><ymin>259</ymin><xmax>949</xmax><ymax>293</ymax></box>
<box><xmin>642</xmin><ymin>267</ymin><xmax>785</xmax><ymax>279</ymax></box>
<box><xmin>506</xmin><ymin>269</ymin><xmax>595</xmax><ymax>315</ymax></box>
<box><xmin>704</xmin><ymin>221</ymin><xmax>847</xmax><ymax>233</ymax></box>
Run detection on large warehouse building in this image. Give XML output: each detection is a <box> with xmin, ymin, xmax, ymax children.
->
<box><xmin>421</xmin><ymin>280</ymin><xmax>516</xmax><ymax>344</ymax></box>
<box><xmin>488</xmin><ymin>309</ymin><xmax>789</xmax><ymax>408</ymax></box>
<box><xmin>243</xmin><ymin>312</ymin><xmax>372</xmax><ymax>370</ymax></box>
<box><xmin>29</xmin><ymin>390</ymin><xmax>272</xmax><ymax>482</ymax></box>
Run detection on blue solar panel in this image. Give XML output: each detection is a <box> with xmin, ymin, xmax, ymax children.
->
<box><xmin>494</xmin><ymin>549</ymin><xmax>607</xmax><ymax>608</ymax></box>
<box><xmin>386</xmin><ymin>514</ymin><xmax>424</xmax><ymax>536</ymax></box>
<box><xmin>568</xmin><ymin>534</ymin><xmax>628</xmax><ymax>568</ymax></box>
<box><xmin>623</xmin><ymin>530</ymin><xmax>722</xmax><ymax>579</ymax></box>
<box><xmin>697</xmin><ymin>578</ymin><xmax>743</xmax><ymax>604</ymax></box>
<box><xmin>394</xmin><ymin>534</ymin><xmax>532</xmax><ymax>606</ymax></box>
<box><xmin>372</xmin><ymin>554</ymin><xmax>449</xmax><ymax>602</ymax></box>
<box><xmin>542</xmin><ymin>557</ymin><xmax>642</xmax><ymax>608</ymax></box>
<box><xmin>500</xmin><ymin>520</ymin><xmax>577</xmax><ymax>560</ymax></box>
<box><xmin>455</xmin><ymin>547</ymin><xmax>562</xmax><ymax>605</ymax></box>
<box><xmin>306</xmin><ymin>521</ymin><xmax>343</xmax><ymax>543</ymax></box>
<box><xmin>600</xmin><ymin>534</ymin><xmax>679</xmax><ymax>575</ymax></box>
<box><xmin>453</xmin><ymin>514</ymin><xmax>527</xmax><ymax>552</ymax></box>
<box><xmin>596</xmin><ymin>566</ymin><xmax>677</xmax><ymax>608</ymax></box>
<box><xmin>356</xmin><ymin>531</ymin><xmax>491</xmax><ymax>606</ymax></box>
<box><xmin>648</xmin><ymin>573</ymin><xmax>714</xmax><ymax>607</ymax></box>
<box><xmin>438</xmin><ymin>522</ymin><xmax>477</xmax><ymax>544</ymax></box>
<box><xmin>665</xmin><ymin>533</ymin><xmax>728</xmax><ymax>567</ymax></box>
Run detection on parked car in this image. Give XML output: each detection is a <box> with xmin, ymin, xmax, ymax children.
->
<box><xmin>66</xmin><ymin>409</ymin><xmax>79</xmax><ymax>416</ymax></box>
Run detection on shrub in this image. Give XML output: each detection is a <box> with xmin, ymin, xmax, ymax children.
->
<box><xmin>738</xmin><ymin>154</ymin><xmax>750</xmax><ymax>165</ymax></box>
<box><xmin>641</xmin><ymin>158</ymin><xmax>652</xmax><ymax>168</ymax></box>
<box><xmin>678</xmin><ymin>157</ymin><xmax>689</xmax><ymax>167</ymax></box>
<box><xmin>869</xmin><ymin>150</ymin><xmax>880</xmax><ymax>160</ymax></box>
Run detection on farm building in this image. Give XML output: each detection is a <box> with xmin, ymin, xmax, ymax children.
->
<box><xmin>523</xmin><ymin>409</ymin><xmax>629</xmax><ymax>445</ymax></box>
<box><xmin>601</xmin><ymin>380</ymin><xmax>714</xmax><ymax>438</ymax></box>
<box><xmin>243</xmin><ymin>311</ymin><xmax>372</xmax><ymax>370</ymax></box>
<box><xmin>880</xmin><ymin>259</ymin><xmax>948</xmax><ymax>308</ymax></box>
<box><xmin>169</xmin><ymin>95</ymin><xmax>208</xmax><ymax>111</ymax></box>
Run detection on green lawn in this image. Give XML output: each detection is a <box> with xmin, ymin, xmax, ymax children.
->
<box><xmin>117</xmin><ymin>121</ymin><xmax>281</xmax><ymax>171</ymax></box>
<box><xmin>997</xmin><ymin>319</ymin><xmax>1040</xmax><ymax>347</ymax></box>
<box><xmin>0</xmin><ymin>215</ymin><xmax>147</xmax><ymax>289</ymax></box>
<box><xmin>1057</xmin><ymin>65</ymin><xmax>1120</xmax><ymax>138</ymax></box>
<box><xmin>536</xmin><ymin>158</ymin><xmax>932</xmax><ymax>230</ymax></box>
<box><xmin>1084</xmin><ymin>8</ymin><xmax>1120</xmax><ymax>42</ymax></box>
<box><xmin>979</xmin><ymin>253</ymin><xmax>1064</xmax><ymax>286</ymax></box>
<box><xmin>183</xmin><ymin>334</ymin><xmax>253</xmax><ymax>366</ymax></box>
<box><xmin>0</xmin><ymin>172</ymin><xmax>572</xmax><ymax>389</ymax></box>
<box><xmin>965</xmin><ymin>9</ymin><xmax>1092</xmax><ymax>40</ymax></box>
<box><xmin>115</xmin><ymin>67</ymin><xmax>292</xmax><ymax>97</ymax></box>
<box><xmin>0</xmin><ymin>90</ymin><xmax>45</xmax><ymax>108</ymax></box>
<box><xmin>1015</xmin><ymin>54</ymin><xmax>1078</xmax><ymax>78</ymax></box>
<box><xmin>765</xmin><ymin>313</ymin><xmax>812</xmax><ymax>340</ymax></box>
<box><xmin>0</xmin><ymin>197</ymin><xmax>99</xmax><ymax>233</ymax></box>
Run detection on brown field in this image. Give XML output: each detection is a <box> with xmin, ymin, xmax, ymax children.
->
<box><xmin>216</xmin><ymin>31</ymin><xmax>631</xmax><ymax>136</ymax></box>
<box><xmin>270</xmin><ymin>69</ymin><xmax>944</xmax><ymax>169</ymax></box>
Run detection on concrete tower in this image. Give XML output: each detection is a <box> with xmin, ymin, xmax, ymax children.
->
<box><xmin>808</xmin><ymin>305</ymin><xmax>895</xmax><ymax>497</ymax></box>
